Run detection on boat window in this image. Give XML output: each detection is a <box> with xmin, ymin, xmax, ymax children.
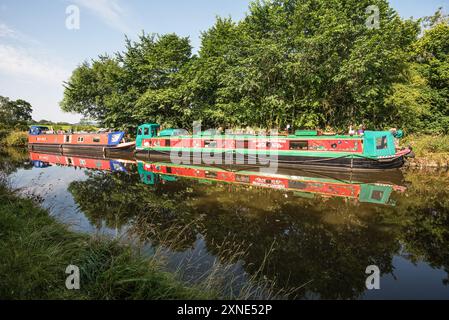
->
<box><xmin>288</xmin><ymin>180</ymin><xmax>308</xmax><ymax>190</ymax></box>
<box><xmin>376</xmin><ymin>136</ymin><xmax>388</xmax><ymax>150</ymax></box>
<box><xmin>205</xmin><ymin>140</ymin><xmax>217</xmax><ymax>148</ymax></box>
<box><xmin>77</xmin><ymin>137</ymin><xmax>84</xmax><ymax>142</ymax></box>
<box><xmin>65</xmin><ymin>136</ymin><xmax>70</xmax><ymax>143</ymax></box>
<box><xmin>144</xmin><ymin>128</ymin><xmax>150</xmax><ymax>136</ymax></box>
<box><xmin>236</xmin><ymin>140</ymin><xmax>249</xmax><ymax>149</ymax></box>
<box><xmin>205</xmin><ymin>171</ymin><xmax>217</xmax><ymax>179</ymax></box>
<box><xmin>165</xmin><ymin>139</ymin><xmax>171</xmax><ymax>147</ymax></box>
<box><xmin>138</xmin><ymin>128</ymin><xmax>143</xmax><ymax>136</ymax></box>
<box><xmin>371</xmin><ymin>190</ymin><xmax>384</xmax><ymax>201</ymax></box>
<box><xmin>93</xmin><ymin>137</ymin><xmax>100</xmax><ymax>143</ymax></box>
<box><xmin>235</xmin><ymin>175</ymin><xmax>250</xmax><ymax>183</ymax></box>
<box><xmin>290</xmin><ymin>141</ymin><xmax>308</xmax><ymax>150</ymax></box>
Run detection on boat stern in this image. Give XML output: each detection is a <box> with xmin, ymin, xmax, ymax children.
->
<box><xmin>107</xmin><ymin>132</ymin><xmax>125</xmax><ymax>146</ymax></box>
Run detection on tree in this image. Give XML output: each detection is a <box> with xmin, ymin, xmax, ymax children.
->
<box><xmin>204</xmin><ymin>0</ymin><xmax>419</xmax><ymax>130</ymax></box>
<box><xmin>61</xmin><ymin>33</ymin><xmax>193</xmax><ymax>131</ymax></box>
<box><xmin>61</xmin><ymin>0</ymin><xmax>449</xmax><ymax>133</ymax></box>
<box><xmin>411</xmin><ymin>10</ymin><xmax>449</xmax><ymax>133</ymax></box>
<box><xmin>0</xmin><ymin>96</ymin><xmax>33</xmax><ymax>129</ymax></box>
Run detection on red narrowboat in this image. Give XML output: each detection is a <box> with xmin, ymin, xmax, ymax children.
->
<box><xmin>28</xmin><ymin>126</ymin><xmax>135</xmax><ymax>152</ymax></box>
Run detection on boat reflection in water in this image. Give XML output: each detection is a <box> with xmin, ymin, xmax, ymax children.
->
<box><xmin>27</xmin><ymin>150</ymin><xmax>449</xmax><ymax>300</ymax></box>
<box><xmin>137</xmin><ymin>162</ymin><xmax>406</xmax><ymax>206</ymax></box>
<box><xmin>29</xmin><ymin>151</ymin><xmax>133</xmax><ymax>172</ymax></box>
<box><xmin>28</xmin><ymin>151</ymin><xmax>406</xmax><ymax>206</ymax></box>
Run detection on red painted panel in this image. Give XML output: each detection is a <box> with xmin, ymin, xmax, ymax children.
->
<box><xmin>307</xmin><ymin>139</ymin><xmax>362</xmax><ymax>153</ymax></box>
<box><xmin>29</xmin><ymin>133</ymin><xmax>110</xmax><ymax>146</ymax></box>
<box><xmin>29</xmin><ymin>134</ymin><xmax>64</xmax><ymax>145</ymax></box>
<box><xmin>250</xmin><ymin>176</ymin><xmax>290</xmax><ymax>189</ymax></box>
<box><xmin>143</xmin><ymin>137</ymin><xmax>363</xmax><ymax>154</ymax></box>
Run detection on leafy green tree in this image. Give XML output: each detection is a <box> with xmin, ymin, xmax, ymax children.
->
<box><xmin>61</xmin><ymin>34</ymin><xmax>193</xmax><ymax>131</ymax></box>
<box><xmin>60</xmin><ymin>0</ymin><xmax>449</xmax><ymax>133</ymax></box>
<box><xmin>411</xmin><ymin>10</ymin><xmax>449</xmax><ymax>133</ymax></box>
<box><xmin>0</xmin><ymin>96</ymin><xmax>33</xmax><ymax>129</ymax></box>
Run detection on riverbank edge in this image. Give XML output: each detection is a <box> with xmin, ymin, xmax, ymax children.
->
<box><xmin>0</xmin><ymin>180</ymin><xmax>215</xmax><ymax>300</ymax></box>
<box><xmin>402</xmin><ymin>135</ymin><xmax>449</xmax><ymax>169</ymax></box>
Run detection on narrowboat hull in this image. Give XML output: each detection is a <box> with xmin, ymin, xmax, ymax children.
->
<box><xmin>135</xmin><ymin>149</ymin><xmax>407</xmax><ymax>171</ymax></box>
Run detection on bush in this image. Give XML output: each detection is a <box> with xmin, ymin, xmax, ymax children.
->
<box><xmin>403</xmin><ymin>135</ymin><xmax>449</xmax><ymax>156</ymax></box>
<box><xmin>0</xmin><ymin>129</ymin><xmax>8</xmax><ymax>143</ymax></box>
<box><xmin>3</xmin><ymin>131</ymin><xmax>28</xmax><ymax>147</ymax></box>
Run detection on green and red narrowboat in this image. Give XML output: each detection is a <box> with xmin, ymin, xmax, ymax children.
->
<box><xmin>28</xmin><ymin>126</ymin><xmax>135</xmax><ymax>152</ymax></box>
<box><xmin>135</xmin><ymin>124</ymin><xmax>413</xmax><ymax>171</ymax></box>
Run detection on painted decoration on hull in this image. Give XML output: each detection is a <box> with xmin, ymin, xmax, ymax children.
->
<box><xmin>140</xmin><ymin>137</ymin><xmax>363</xmax><ymax>153</ymax></box>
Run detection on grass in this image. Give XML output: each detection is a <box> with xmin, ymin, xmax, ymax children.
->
<box><xmin>402</xmin><ymin>134</ymin><xmax>449</xmax><ymax>167</ymax></box>
<box><xmin>0</xmin><ymin>179</ymin><xmax>214</xmax><ymax>300</ymax></box>
<box><xmin>131</xmin><ymin>214</ymin><xmax>300</xmax><ymax>300</ymax></box>
<box><xmin>0</xmin><ymin>177</ymin><xmax>293</xmax><ymax>300</ymax></box>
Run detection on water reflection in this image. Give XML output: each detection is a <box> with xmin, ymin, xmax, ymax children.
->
<box><xmin>2</xmin><ymin>149</ymin><xmax>449</xmax><ymax>299</ymax></box>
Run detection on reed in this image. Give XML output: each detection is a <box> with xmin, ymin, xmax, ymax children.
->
<box><xmin>0</xmin><ymin>179</ymin><xmax>211</xmax><ymax>300</ymax></box>
<box><xmin>131</xmin><ymin>214</ymin><xmax>302</xmax><ymax>300</ymax></box>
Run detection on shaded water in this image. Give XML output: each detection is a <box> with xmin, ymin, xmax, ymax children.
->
<box><xmin>1</xmin><ymin>147</ymin><xmax>449</xmax><ymax>299</ymax></box>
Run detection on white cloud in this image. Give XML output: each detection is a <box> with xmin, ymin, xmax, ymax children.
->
<box><xmin>0</xmin><ymin>23</ymin><xmax>20</xmax><ymax>39</ymax></box>
<box><xmin>71</xmin><ymin>0</ymin><xmax>133</xmax><ymax>34</ymax></box>
<box><xmin>0</xmin><ymin>22</ymin><xmax>77</xmax><ymax>122</ymax></box>
<box><xmin>0</xmin><ymin>22</ymin><xmax>40</xmax><ymax>44</ymax></box>
<box><xmin>0</xmin><ymin>45</ymin><xmax>68</xmax><ymax>84</ymax></box>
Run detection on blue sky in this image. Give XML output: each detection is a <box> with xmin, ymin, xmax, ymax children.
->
<box><xmin>0</xmin><ymin>0</ymin><xmax>448</xmax><ymax>123</ymax></box>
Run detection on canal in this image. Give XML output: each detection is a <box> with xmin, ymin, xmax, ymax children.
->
<box><xmin>1</xmin><ymin>147</ymin><xmax>449</xmax><ymax>299</ymax></box>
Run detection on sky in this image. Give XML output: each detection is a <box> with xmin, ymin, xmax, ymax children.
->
<box><xmin>0</xmin><ymin>0</ymin><xmax>448</xmax><ymax>123</ymax></box>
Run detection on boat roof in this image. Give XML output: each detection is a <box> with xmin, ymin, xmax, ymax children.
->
<box><xmin>151</xmin><ymin>134</ymin><xmax>365</xmax><ymax>140</ymax></box>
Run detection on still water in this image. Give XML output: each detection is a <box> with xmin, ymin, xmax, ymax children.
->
<box><xmin>1</xmin><ymin>147</ymin><xmax>449</xmax><ymax>299</ymax></box>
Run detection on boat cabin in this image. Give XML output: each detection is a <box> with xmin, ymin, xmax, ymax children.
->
<box><xmin>29</xmin><ymin>126</ymin><xmax>51</xmax><ymax>135</ymax></box>
<box><xmin>135</xmin><ymin>123</ymin><xmax>401</xmax><ymax>159</ymax></box>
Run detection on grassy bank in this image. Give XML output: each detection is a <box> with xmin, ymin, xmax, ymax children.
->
<box><xmin>402</xmin><ymin>135</ymin><xmax>449</xmax><ymax>168</ymax></box>
<box><xmin>0</xmin><ymin>179</ymin><xmax>215</xmax><ymax>300</ymax></box>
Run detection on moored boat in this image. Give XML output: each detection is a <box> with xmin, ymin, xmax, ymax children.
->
<box><xmin>134</xmin><ymin>123</ymin><xmax>414</xmax><ymax>171</ymax></box>
<box><xmin>28</xmin><ymin>126</ymin><xmax>135</xmax><ymax>153</ymax></box>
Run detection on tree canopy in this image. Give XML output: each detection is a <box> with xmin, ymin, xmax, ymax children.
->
<box><xmin>61</xmin><ymin>0</ymin><xmax>449</xmax><ymax>134</ymax></box>
<box><xmin>0</xmin><ymin>96</ymin><xmax>33</xmax><ymax>129</ymax></box>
